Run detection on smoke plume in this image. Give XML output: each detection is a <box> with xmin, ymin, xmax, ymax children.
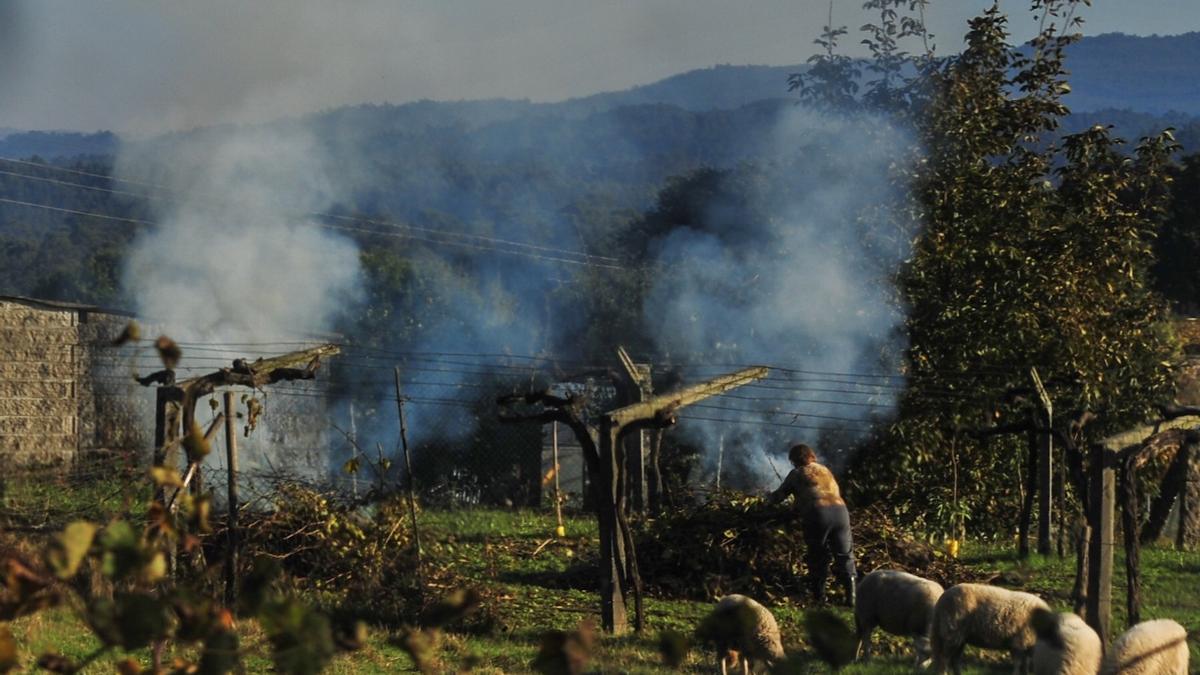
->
<box><xmin>119</xmin><ymin>126</ymin><xmax>362</xmax><ymax>344</ymax></box>
<box><xmin>117</xmin><ymin>124</ymin><xmax>364</xmax><ymax>477</ymax></box>
<box><xmin>643</xmin><ymin>106</ymin><xmax>913</xmax><ymax>489</ymax></box>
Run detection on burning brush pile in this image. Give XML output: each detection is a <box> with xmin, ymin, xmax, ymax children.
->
<box><xmin>634</xmin><ymin>491</ymin><xmax>979</xmax><ymax>602</ymax></box>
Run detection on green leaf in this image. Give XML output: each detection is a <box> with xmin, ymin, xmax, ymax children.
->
<box><xmin>150</xmin><ymin>466</ymin><xmax>184</xmax><ymax>487</ymax></box>
<box><xmin>262</xmin><ymin>600</ymin><xmax>336</xmax><ymax>675</ymax></box>
<box><xmin>99</xmin><ymin>521</ymin><xmax>142</xmax><ymax>582</ymax></box>
<box><xmin>182</xmin><ymin>422</ymin><xmax>212</xmax><ymax>462</ymax></box>
<box><xmin>46</xmin><ymin>521</ymin><xmax>96</xmax><ymax>580</ymax></box>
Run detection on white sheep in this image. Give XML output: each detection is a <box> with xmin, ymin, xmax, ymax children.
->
<box><xmin>1030</xmin><ymin>608</ymin><xmax>1102</xmax><ymax>675</ymax></box>
<box><xmin>930</xmin><ymin>583</ymin><xmax>1050</xmax><ymax>675</ymax></box>
<box><xmin>1100</xmin><ymin>618</ymin><xmax>1189</xmax><ymax>675</ymax></box>
<box><xmin>696</xmin><ymin>594</ymin><xmax>785</xmax><ymax>675</ymax></box>
<box><xmin>854</xmin><ymin>569</ymin><xmax>944</xmax><ymax>667</ymax></box>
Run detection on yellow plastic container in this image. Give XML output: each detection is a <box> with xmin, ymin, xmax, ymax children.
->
<box><xmin>945</xmin><ymin>538</ymin><xmax>961</xmax><ymax>558</ymax></box>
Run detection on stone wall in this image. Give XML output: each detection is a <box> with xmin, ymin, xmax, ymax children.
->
<box><xmin>0</xmin><ymin>297</ymin><xmax>152</xmax><ymax>466</ymax></box>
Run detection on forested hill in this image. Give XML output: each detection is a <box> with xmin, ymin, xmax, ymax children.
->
<box><xmin>1059</xmin><ymin>32</ymin><xmax>1200</xmax><ymax>114</ymax></box>
<box><xmin>560</xmin><ymin>32</ymin><xmax>1200</xmax><ymax>116</ymax></box>
<box><xmin>6</xmin><ymin>30</ymin><xmax>1200</xmax><ymax>151</ymax></box>
<box><xmin>0</xmin><ymin>131</ymin><xmax>119</xmax><ymax>159</ymax></box>
<box><xmin>5</xmin><ymin>31</ymin><xmax>1200</xmax><ymax>310</ymax></box>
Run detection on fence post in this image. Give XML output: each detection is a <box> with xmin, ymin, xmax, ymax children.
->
<box><xmin>598</xmin><ymin>420</ymin><xmax>629</xmax><ymax>635</ymax></box>
<box><xmin>1181</xmin><ymin>442</ymin><xmax>1199</xmax><ymax>550</ymax></box>
<box><xmin>223</xmin><ymin>390</ymin><xmax>239</xmax><ymax>607</ymax></box>
<box><xmin>553</xmin><ymin>422</ymin><xmax>564</xmax><ymax>535</ymax></box>
<box><xmin>1085</xmin><ymin>444</ymin><xmax>1114</xmax><ymax>644</ymax></box>
<box><xmin>1019</xmin><ymin>428</ymin><xmax>1037</xmax><ymax>559</ymax></box>
<box><xmin>1031</xmin><ymin>367</ymin><xmax>1053</xmax><ymax>555</ymax></box>
<box><xmin>394</xmin><ymin>368</ymin><xmax>423</xmax><ymax>584</ymax></box>
<box><xmin>348</xmin><ymin>399</ymin><xmax>359</xmax><ymax>500</ymax></box>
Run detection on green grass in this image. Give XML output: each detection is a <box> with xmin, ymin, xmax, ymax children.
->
<box><xmin>2</xmin><ymin>471</ymin><xmax>151</xmax><ymax>530</ymax></box>
<box><xmin>6</xmin><ymin>509</ymin><xmax>1199</xmax><ymax>673</ymax></box>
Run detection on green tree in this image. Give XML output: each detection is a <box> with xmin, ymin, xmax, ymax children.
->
<box><xmin>841</xmin><ymin>1</ymin><xmax>1181</xmax><ymax>534</ymax></box>
<box><xmin>1153</xmin><ymin>153</ymin><xmax>1200</xmax><ymax>314</ymax></box>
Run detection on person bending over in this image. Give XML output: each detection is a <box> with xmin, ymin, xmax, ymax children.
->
<box><xmin>767</xmin><ymin>443</ymin><xmax>856</xmax><ymax>606</ymax></box>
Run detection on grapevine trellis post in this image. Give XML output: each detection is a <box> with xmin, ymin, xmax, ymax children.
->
<box><xmin>500</xmin><ymin>357</ymin><xmax>767</xmax><ymax>634</ymax></box>
<box><xmin>1030</xmin><ymin>368</ymin><xmax>1054</xmax><ymax>556</ymax></box>
<box><xmin>616</xmin><ymin>346</ymin><xmax>653</xmax><ymax>514</ymax></box>
<box><xmin>141</xmin><ymin>343</ymin><xmax>341</xmax><ymax>586</ymax></box>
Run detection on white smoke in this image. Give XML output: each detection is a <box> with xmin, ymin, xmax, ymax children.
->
<box><xmin>117</xmin><ymin>124</ymin><xmax>364</xmax><ymax>481</ymax></box>
<box><xmin>120</xmin><ymin>125</ymin><xmax>362</xmax><ymax>344</ymax></box>
<box><xmin>645</xmin><ymin>106</ymin><xmax>913</xmax><ymax>489</ymax></box>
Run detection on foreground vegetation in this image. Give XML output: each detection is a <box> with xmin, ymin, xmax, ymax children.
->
<box><xmin>4</xmin><ymin>506</ymin><xmax>1197</xmax><ymax>673</ymax></box>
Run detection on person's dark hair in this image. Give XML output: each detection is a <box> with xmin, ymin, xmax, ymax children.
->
<box><xmin>788</xmin><ymin>443</ymin><xmax>817</xmax><ymax>466</ymax></box>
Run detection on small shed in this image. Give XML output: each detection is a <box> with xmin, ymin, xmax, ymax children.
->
<box><xmin>0</xmin><ymin>295</ymin><xmax>150</xmax><ymax>466</ymax></box>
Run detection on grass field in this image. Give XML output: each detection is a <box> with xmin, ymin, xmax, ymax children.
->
<box><xmin>6</xmin><ymin>507</ymin><xmax>1199</xmax><ymax>673</ymax></box>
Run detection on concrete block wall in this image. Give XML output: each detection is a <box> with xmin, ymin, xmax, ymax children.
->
<box><xmin>0</xmin><ymin>299</ymin><xmax>80</xmax><ymax>464</ymax></box>
<box><xmin>0</xmin><ymin>297</ymin><xmax>151</xmax><ymax>466</ymax></box>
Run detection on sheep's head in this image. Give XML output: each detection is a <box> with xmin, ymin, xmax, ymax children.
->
<box><xmin>696</xmin><ymin>601</ymin><xmax>759</xmax><ymax>653</ymax></box>
<box><xmin>1030</xmin><ymin>607</ymin><xmax>1064</xmax><ymax>649</ymax></box>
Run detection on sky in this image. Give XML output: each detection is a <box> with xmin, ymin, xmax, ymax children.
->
<box><xmin>2</xmin><ymin>0</ymin><xmax>1200</xmax><ymax>135</ymax></box>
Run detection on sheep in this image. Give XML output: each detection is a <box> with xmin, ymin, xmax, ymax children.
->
<box><xmin>695</xmin><ymin>594</ymin><xmax>785</xmax><ymax>674</ymax></box>
<box><xmin>930</xmin><ymin>583</ymin><xmax>1050</xmax><ymax>675</ymax></box>
<box><xmin>1030</xmin><ymin>608</ymin><xmax>1102</xmax><ymax>675</ymax></box>
<box><xmin>1100</xmin><ymin>618</ymin><xmax>1189</xmax><ymax>675</ymax></box>
<box><xmin>854</xmin><ymin>569</ymin><xmax>944</xmax><ymax>667</ymax></box>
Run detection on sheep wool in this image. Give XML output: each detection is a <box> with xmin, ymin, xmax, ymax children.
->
<box><xmin>698</xmin><ymin>594</ymin><xmax>785</xmax><ymax>675</ymax></box>
<box><xmin>930</xmin><ymin>583</ymin><xmax>1050</xmax><ymax>675</ymax></box>
<box><xmin>1030</xmin><ymin>609</ymin><xmax>1102</xmax><ymax>675</ymax></box>
<box><xmin>854</xmin><ymin>569</ymin><xmax>944</xmax><ymax>666</ymax></box>
<box><xmin>1100</xmin><ymin>618</ymin><xmax>1189</xmax><ymax>675</ymax></box>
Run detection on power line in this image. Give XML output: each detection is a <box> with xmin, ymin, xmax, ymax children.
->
<box><xmin>0</xmin><ymin>167</ymin><xmax>151</xmax><ymax>201</ymax></box>
<box><xmin>0</xmin><ymin>193</ymin><xmax>623</xmax><ymax>271</ymax></box>
<box><xmin>0</xmin><ymin>196</ymin><xmax>154</xmax><ymax>227</ymax></box>
<box><xmin>677</xmin><ymin>413</ymin><xmax>875</xmax><ymax>433</ymax></box>
<box><xmin>0</xmin><ymin>157</ymin><xmax>625</xmax><ymax>269</ymax></box>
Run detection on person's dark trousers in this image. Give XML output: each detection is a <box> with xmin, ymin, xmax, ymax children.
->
<box><xmin>802</xmin><ymin>504</ymin><xmax>857</xmax><ymax>605</ymax></box>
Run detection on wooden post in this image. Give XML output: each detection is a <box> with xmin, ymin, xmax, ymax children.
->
<box><xmin>616</xmin><ymin>348</ymin><xmax>651</xmax><ymax>513</ymax></box>
<box><xmin>1058</xmin><ymin>442</ymin><xmax>1067</xmax><ymax>558</ymax></box>
<box><xmin>626</xmin><ymin>428</ymin><xmax>647</xmax><ymax>512</ymax></box>
<box><xmin>1119</xmin><ymin>450</ymin><xmax>1141</xmax><ymax>626</ymax></box>
<box><xmin>598</xmin><ymin>420</ymin><xmax>628</xmax><ymax>635</ymax></box>
<box><xmin>348</xmin><ymin>399</ymin><xmax>359</xmax><ymax>500</ymax></box>
<box><xmin>647</xmin><ymin>430</ymin><xmax>664</xmax><ymax>514</ymax></box>
<box><xmin>1085</xmin><ymin>445</ymin><xmax>1114</xmax><ymax>644</ymax></box>
<box><xmin>1180</xmin><ymin>443</ymin><xmax>1199</xmax><ymax>550</ymax></box>
<box><xmin>1071</xmin><ymin>521</ymin><xmax>1090</xmax><ymax>615</ymax></box>
<box><xmin>1037</xmin><ymin>424</ymin><xmax>1053</xmax><ymax>555</ymax></box>
<box><xmin>223</xmin><ymin>391</ymin><xmax>239</xmax><ymax>607</ymax></box>
<box><xmin>1019</xmin><ymin>429</ymin><xmax>1037</xmax><ymax>559</ymax></box>
<box><xmin>1140</xmin><ymin>442</ymin><xmax>1194</xmax><ymax>543</ymax></box>
<box><xmin>1031</xmin><ymin>368</ymin><xmax>1053</xmax><ymax>556</ymax></box>
<box><xmin>153</xmin><ymin>387</ymin><xmax>183</xmax><ymax>576</ymax></box>
<box><xmin>153</xmin><ymin>388</ymin><xmax>184</xmax><ymax>476</ymax></box>
<box><xmin>498</xmin><ymin>365</ymin><xmax>767</xmax><ymax>635</ymax></box>
<box><xmin>394</xmin><ymin>368</ymin><xmax>423</xmax><ymax>582</ymax></box>
<box><xmin>715</xmin><ymin>433</ymin><xmax>725</xmax><ymax>490</ymax></box>
<box><xmin>552</xmin><ymin>422</ymin><xmax>564</xmax><ymax>534</ymax></box>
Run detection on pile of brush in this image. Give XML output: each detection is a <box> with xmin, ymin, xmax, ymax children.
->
<box><xmin>633</xmin><ymin>490</ymin><xmax>977</xmax><ymax>602</ymax></box>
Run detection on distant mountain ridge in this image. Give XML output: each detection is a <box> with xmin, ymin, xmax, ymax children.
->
<box><xmin>0</xmin><ymin>130</ymin><xmax>119</xmax><ymax>159</ymax></box>
<box><xmin>5</xmin><ymin>31</ymin><xmax>1200</xmax><ymax>162</ymax></box>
